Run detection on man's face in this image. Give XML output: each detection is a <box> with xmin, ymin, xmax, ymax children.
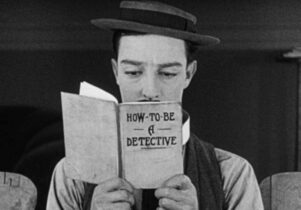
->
<box><xmin>111</xmin><ymin>34</ymin><xmax>196</xmax><ymax>103</ymax></box>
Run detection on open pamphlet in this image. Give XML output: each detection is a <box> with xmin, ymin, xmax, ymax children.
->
<box><xmin>61</xmin><ymin>82</ymin><xmax>183</xmax><ymax>188</ymax></box>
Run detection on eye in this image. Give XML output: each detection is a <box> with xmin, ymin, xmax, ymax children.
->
<box><xmin>159</xmin><ymin>72</ymin><xmax>177</xmax><ymax>79</ymax></box>
<box><xmin>125</xmin><ymin>70</ymin><xmax>143</xmax><ymax>77</ymax></box>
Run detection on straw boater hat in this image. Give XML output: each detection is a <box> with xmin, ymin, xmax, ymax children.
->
<box><xmin>91</xmin><ymin>1</ymin><xmax>220</xmax><ymax>46</ymax></box>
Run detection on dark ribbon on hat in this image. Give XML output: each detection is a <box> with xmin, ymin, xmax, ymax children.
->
<box><xmin>120</xmin><ymin>8</ymin><xmax>197</xmax><ymax>33</ymax></box>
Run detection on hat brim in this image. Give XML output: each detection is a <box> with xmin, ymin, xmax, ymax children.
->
<box><xmin>91</xmin><ymin>18</ymin><xmax>220</xmax><ymax>46</ymax></box>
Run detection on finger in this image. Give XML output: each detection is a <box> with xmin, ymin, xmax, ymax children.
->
<box><xmin>118</xmin><ymin>179</ymin><xmax>135</xmax><ymax>193</ymax></box>
<box><xmin>113</xmin><ymin>202</ymin><xmax>132</xmax><ymax>210</ymax></box>
<box><xmin>96</xmin><ymin>177</ymin><xmax>134</xmax><ymax>193</ymax></box>
<box><xmin>156</xmin><ymin>207</ymin><xmax>166</xmax><ymax>210</ymax></box>
<box><xmin>155</xmin><ymin>187</ymin><xmax>186</xmax><ymax>202</ymax></box>
<box><xmin>95</xmin><ymin>189</ymin><xmax>135</xmax><ymax>206</ymax></box>
<box><xmin>159</xmin><ymin>198</ymin><xmax>183</xmax><ymax>210</ymax></box>
<box><xmin>98</xmin><ymin>202</ymin><xmax>131</xmax><ymax>210</ymax></box>
<box><xmin>161</xmin><ymin>174</ymin><xmax>192</xmax><ymax>190</ymax></box>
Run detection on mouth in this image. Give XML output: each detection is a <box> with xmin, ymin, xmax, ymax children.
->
<box><xmin>138</xmin><ymin>99</ymin><xmax>160</xmax><ymax>102</ymax></box>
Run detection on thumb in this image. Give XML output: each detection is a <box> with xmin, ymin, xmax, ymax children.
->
<box><xmin>162</xmin><ymin>174</ymin><xmax>192</xmax><ymax>190</ymax></box>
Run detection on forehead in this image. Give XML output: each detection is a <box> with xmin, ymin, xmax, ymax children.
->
<box><xmin>118</xmin><ymin>34</ymin><xmax>186</xmax><ymax>63</ymax></box>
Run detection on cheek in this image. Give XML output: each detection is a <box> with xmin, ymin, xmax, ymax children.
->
<box><xmin>118</xmin><ymin>81</ymin><xmax>140</xmax><ymax>101</ymax></box>
<box><xmin>162</xmin><ymin>83</ymin><xmax>185</xmax><ymax>101</ymax></box>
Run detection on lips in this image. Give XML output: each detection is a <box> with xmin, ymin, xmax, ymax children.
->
<box><xmin>138</xmin><ymin>99</ymin><xmax>160</xmax><ymax>102</ymax></box>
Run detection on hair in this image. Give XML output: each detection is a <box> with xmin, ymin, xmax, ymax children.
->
<box><xmin>112</xmin><ymin>30</ymin><xmax>198</xmax><ymax>65</ymax></box>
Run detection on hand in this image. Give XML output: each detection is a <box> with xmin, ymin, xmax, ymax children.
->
<box><xmin>91</xmin><ymin>177</ymin><xmax>135</xmax><ymax>210</ymax></box>
<box><xmin>155</xmin><ymin>174</ymin><xmax>198</xmax><ymax>210</ymax></box>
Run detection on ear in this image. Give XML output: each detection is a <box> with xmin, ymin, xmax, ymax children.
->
<box><xmin>111</xmin><ymin>58</ymin><xmax>119</xmax><ymax>85</ymax></box>
<box><xmin>184</xmin><ymin>60</ymin><xmax>197</xmax><ymax>88</ymax></box>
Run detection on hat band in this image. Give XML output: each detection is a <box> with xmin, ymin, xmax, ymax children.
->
<box><xmin>119</xmin><ymin>8</ymin><xmax>196</xmax><ymax>33</ymax></box>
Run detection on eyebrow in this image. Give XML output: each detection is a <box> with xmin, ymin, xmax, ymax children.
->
<box><xmin>158</xmin><ymin>62</ymin><xmax>183</xmax><ymax>69</ymax></box>
<box><xmin>120</xmin><ymin>60</ymin><xmax>183</xmax><ymax>68</ymax></box>
<box><xmin>120</xmin><ymin>59</ymin><xmax>143</xmax><ymax>66</ymax></box>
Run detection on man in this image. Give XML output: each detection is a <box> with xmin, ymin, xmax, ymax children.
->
<box><xmin>47</xmin><ymin>1</ymin><xmax>263</xmax><ymax>209</ymax></box>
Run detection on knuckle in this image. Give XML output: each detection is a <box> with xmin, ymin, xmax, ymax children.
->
<box><xmin>162</xmin><ymin>188</ymin><xmax>170</xmax><ymax>197</ymax></box>
<box><xmin>182</xmin><ymin>175</ymin><xmax>191</xmax><ymax>183</ymax></box>
<box><xmin>91</xmin><ymin>199</ymin><xmax>106</xmax><ymax>210</ymax></box>
<box><xmin>159</xmin><ymin>198</ymin><xmax>168</xmax><ymax>206</ymax></box>
<box><xmin>92</xmin><ymin>191</ymin><xmax>104</xmax><ymax>203</ymax></box>
<box><xmin>93</xmin><ymin>184</ymin><xmax>104</xmax><ymax>194</ymax></box>
<box><xmin>120</xmin><ymin>190</ymin><xmax>129</xmax><ymax>200</ymax></box>
<box><xmin>181</xmin><ymin>203</ymin><xmax>193</xmax><ymax>210</ymax></box>
<box><xmin>115</xmin><ymin>177</ymin><xmax>124</xmax><ymax>186</ymax></box>
<box><xmin>124</xmin><ymin>202</ymin><xmax>131</xmax><ymax>210</ymax></box>
<box><xmin>182</xmin><ymin>205</ymin><xmax>190</xmax><ymax>210</ymax></box>
<box><xmin>117</xmin><ymin>202</ymin><xmax>131</xmax><ymax>210</ymax></box>
<box><xmin>129</xmin><ymin>194</ymin><xmax>135</xmax><ymax>205</ymax></box>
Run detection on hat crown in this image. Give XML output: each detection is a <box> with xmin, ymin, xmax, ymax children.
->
<box><xmin>120</xmin><ymin>1</ymin><xmax>197</xmax><ymax>24</ymax></box>
<box><xmin>90</xmin><ymin>1</ymin><xmax>220</xmax><ymax>46</ymax></box>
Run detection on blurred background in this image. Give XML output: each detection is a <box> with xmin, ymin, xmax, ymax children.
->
<box><xmin>1</xmin><ymin>0</ymin><xmax>301</xmax><ymax>209</ymax></box>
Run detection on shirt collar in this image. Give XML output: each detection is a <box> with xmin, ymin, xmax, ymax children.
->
<box><xmin>182</xmin><ymin>111</ymin><xmax>190</xmax><ymax>145</ymax></box>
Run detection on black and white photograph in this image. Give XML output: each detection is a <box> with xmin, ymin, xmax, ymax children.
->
<box><xmin>1</xmin><ymin>0</ymin><xmax>301</xmax><ymax>209</ymax></box>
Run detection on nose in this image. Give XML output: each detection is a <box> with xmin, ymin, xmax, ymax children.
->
<box><xmin>141</xmin><ymin>74</ymin><xmax>160</xmax><ymax>100</ymax></box>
